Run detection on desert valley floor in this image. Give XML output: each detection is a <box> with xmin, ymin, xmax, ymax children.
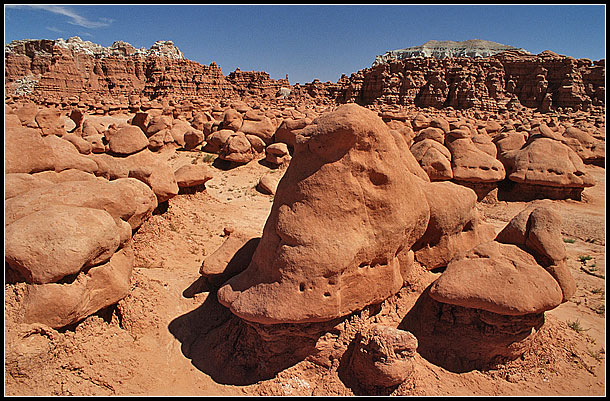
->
<box><xmin>5</xmin><ymin>142</ymin><xmax>605</xmax><ymax>396</ymax></box>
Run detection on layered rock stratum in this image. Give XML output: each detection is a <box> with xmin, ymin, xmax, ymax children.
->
<box><xmin>5</xmin><ymin>37</ymin><xmax>605</xmax><ymax>114</ymax></box>
<box><xmin>4</xmin><ymin>36</ymin><xmax>289</xmax><ymax>103</ymax></box>
<box><xmin>373</xmin><ymin>39</ymin><xmax>529</xmax><ymax>65</ymax></box>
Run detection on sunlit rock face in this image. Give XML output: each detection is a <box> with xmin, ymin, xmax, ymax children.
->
<box><xmin>373</xmin><ymin>39</ymin><xmax>529</xmax><ymax>65</ymax></box>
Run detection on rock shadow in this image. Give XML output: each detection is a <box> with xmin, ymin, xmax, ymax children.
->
<box><xmin>257</xmin><ymin>159</ymin><xmax>280</xmax><ymax>169</ymax></box>
<box><xmin>168</xmin><ymin>286</ymin><xmax>324</xmax><ymax>386</ymax></box>
<box><xmin>212</xmin><ymin>157</ymin><xmax>242</xmax><ymax>171</ymax></box>
<box><xmin>399</xmin><ymin>284</ymin><xmax>544</xmax><ymax>373</ymax></box>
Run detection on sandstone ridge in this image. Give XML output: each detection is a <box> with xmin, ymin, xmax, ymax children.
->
<box><xmin>373</xmin><ymin>39</ymin><xmax>530</xmax><ymax>65</ymax></box>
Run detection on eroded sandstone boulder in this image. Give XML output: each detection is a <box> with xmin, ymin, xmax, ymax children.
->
<box><xmin>501</xmin><ymin>136</ymin><xmax>595</xmax><ymax>200</ymax></box>
<box><xmin>412</xmin><ymin>181</ymin><xmax>496</xmax><ymax>269</ymax></box>
<box><xmin>17</xmin><ymin>245</ymin><xmax>134</xmax><ymax>329</ymax></box>
<box><xmin>217</xmin><ymin>103</ymin><xmax>430</xmax><ymax>324</ymax></box>
<box><xmin>5</xmin><ymin>177</ymin><xmax>157</xmax><ymax>230</ymax></box>
<box><xmin>429</xmin><ymin>241</ymin><xmax>563</xmax><ymax>315</ymax></box>
<box><xmin>5</xmin><ymin>205</ymin><xmax>124</xmax><ymax>284</ymax></box>
<box><xmin>349</xmin><ymin>324</ymin><xmax>418</xmax><ymax>388</ymax></box>
<box><xmin>495</xmin><ymin>201</ymin><xmax>576</xmax><ymax>302</ymax></box>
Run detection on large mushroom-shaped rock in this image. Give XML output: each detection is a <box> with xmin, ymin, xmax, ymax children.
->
<box><xmin>501</xmin><ymin>137</ymin><xmax>595</xmax><ymax>200</ymax></box>
<box><xmin>495</xmin><ymin>201</ymin><xmax>576</xmax><ymax>302</ymax></box>
<box><xmin>429</xmin><ymin>241</ymin><xmax>563</xmax><ymax>316</ymax></box>
<box><xmin>410</xmin><ymin>139</ymin><xmax>453</xmax><ymax>181</ymax></box>
<box><xmin>349</xmin><ymin>325</ymin><xmax>418</xmax><ymax>389</ymax></box>
<box><xmin>5</xmin><ymin>205</ymin><xmax>125</xmax><ymax>284</ymax></box>
<box><xmin>217</xmin><ymin>104</ymin><xmax>430</xmax><ymax>324</ymax></box>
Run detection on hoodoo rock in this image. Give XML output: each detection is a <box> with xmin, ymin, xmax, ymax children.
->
<box><xmin>495</xmin><ymin>201</ymin><xmax>576</xmax><ymax>302</ymax></box>
<box><xmin>402</xmin><ymin>200</ymin><xmax>574</xmax><ymax>372</ymax></box>
<box><xmin>428</xmin><ymin>241</ymin><xmax>563</xmax><ymax>315</ymax></box>
<box><xmin>217</xmin><ymin>104</ymin><xmax>430</xmax><ymax>324</ymax></box>
<box><xmin>500</xmin><ymin>136</ymin><xmax>595</xmax><ymax>200</ymax></box>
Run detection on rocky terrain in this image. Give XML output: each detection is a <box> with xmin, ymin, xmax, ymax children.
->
<box><xmin>4</xmin><ymin>37</ymin><xmax>606</xmax><ymax>396</ymax></box>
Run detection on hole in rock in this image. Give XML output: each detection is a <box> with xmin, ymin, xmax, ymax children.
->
<box><xmin>368</xmin><ymin>170</ymin><xmax>389</xmax><ymax>186</ymax></box>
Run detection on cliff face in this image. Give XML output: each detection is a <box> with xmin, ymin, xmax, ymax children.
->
<box><xmin>4</xmin><ymin>37</ymin><xmax>288</xmax><ymax>103</ymax></box>
<box><xmin>330</xmin><ymin>50</ymin><xmax>605</xmax><ymax>112</ymax></box>
<box><xmin>5</xmin><ymin>37</ymin><xmax>604</xmax><ymax>113</ymax></box>
<box><xmin>373</xmin><ymin>39</ymin><xmax>529</xmax><ymax>66</ymax></box>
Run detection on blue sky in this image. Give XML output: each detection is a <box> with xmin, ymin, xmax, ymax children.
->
<box><xmin>4</xmin><ymin>4</ymin><xmax>606</xmax><ymax>85</ymax></box>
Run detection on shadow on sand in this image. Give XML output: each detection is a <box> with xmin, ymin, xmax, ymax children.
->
<box><xmin>168</xmin><ymin>283</ymin><xmax>325</xmax><ymax>386</ymax></box>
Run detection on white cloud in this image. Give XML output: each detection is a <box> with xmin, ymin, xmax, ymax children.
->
<box><xmin>46</xmin><ymin>26</ymin><xmax>64</xmax><ymax>33</ymax></box>
<box><xmin>8</xmin><ymin>5</ymin><xmax>112</xmax><ymax>28</ymax></box>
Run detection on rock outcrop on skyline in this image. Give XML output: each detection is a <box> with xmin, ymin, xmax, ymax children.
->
<box><xmin>373</xmin><ymin>39</ymin><xmax>529</xmax><ymax>65</ymax></box>
<box><xmin>4</xmin><ymin>36</ymin><xmax>289</xmax><ymax>103</ymax></box>
<box><xmin>5</xmin><ymin>37</ymin><xmax>605</xmax><ymax>114</ymax></box>
<box><xmin>327</xmin><ymin>50</ymin><xmax>605</xmax><ymax>112</ymax></box>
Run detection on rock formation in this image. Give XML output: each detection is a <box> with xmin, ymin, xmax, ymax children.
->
<box><xmin>402</xmin><ymin>201</ymin><xmax>575</xmax><ymax>372</ymax></box>
<box><xmin>373</xmin><ymin>39</ymin><xmax>529</xmax><ymax>65</ymax></box>
<box><xmin>330</xmin><ymin>50</ymin><xmax>604</xmax><ymax>112</ymax></box>
<box><xmin>217</xmin><ymin>104</ymin><xmax>431</xmax><ymax>324</ymax></box>
<box><xmin>5</xmin><ymin>37</ymin><xmax>289</xmax><ymax>104</ymax></box>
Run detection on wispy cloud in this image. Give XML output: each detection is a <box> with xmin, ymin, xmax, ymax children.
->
<box><xmin>46</xmin><ymin>26</ymin><xmax>64</xmax><ymax>33</ymax></box>
<box><xmin>8</xmin><ymin>5</ymin><xmax>112</xmax><ymax>28</ymax></box>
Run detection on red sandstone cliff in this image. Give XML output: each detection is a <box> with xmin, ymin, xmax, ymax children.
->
<box><xmin>4</xmin><ymin>37</ymin><xmax>289</xmax><ymax>104</ymax></box>
<box><xmin>322</xmin><ymin>49</ymin><xmax>605</xmax><ymax>112</ymax></box>
<box><xmin>5</xmin><ymin>38</ymin><xmax>604</xmax><ymax>113</ymax></box>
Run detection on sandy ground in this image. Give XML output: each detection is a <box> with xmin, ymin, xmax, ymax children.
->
<box><xmin>4</xmin><ymin>149</ymin><xmax>606</xmax><ymax>396</ymax></box>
